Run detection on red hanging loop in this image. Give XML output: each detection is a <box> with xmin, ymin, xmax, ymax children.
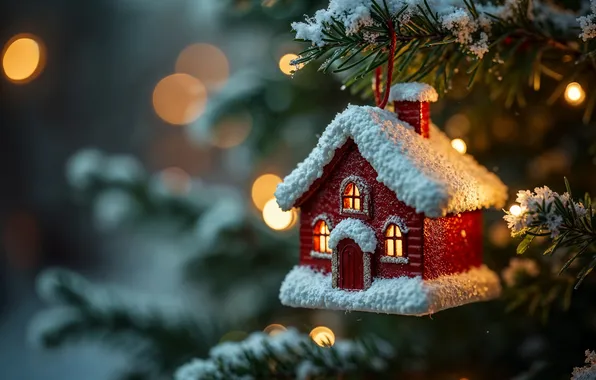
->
<box><xmin>375</xmin><ymin>20</ymin><xmax>397</xmax><ymax>109</ymax></box>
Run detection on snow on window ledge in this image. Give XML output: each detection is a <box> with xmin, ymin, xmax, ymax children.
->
<box><xmin>310</xmin><ymin>251</ymin><xmax>332</xmax><ymax>260</ymax></box>
<box><xmin>380</xmin><ymin>256</ymin><xmax>409</xmax><ymax>265</ymax></box>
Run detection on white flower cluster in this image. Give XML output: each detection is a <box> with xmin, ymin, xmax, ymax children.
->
<box><xmin>578</xmin><ymin>0</ymin><xmax>596</xmax><ymax>41</ymax></box>
<box><xmin>291</xmin><ymin>0</ymin><xmax>580</xmax><ymax>59</ymax></box>
<box><xmin>501</xmin><ymin>258</ymin><xmax>540</xmax><ymax>287</ymax></box>
<box><xmin>503</xmin><ymin>186</ymin><xmax>587</xmax><ymax>238</ymax></box>
<box><xmin>572</xmin><ymin>350</ymin><xmax>596</xmax><ymax>380</ymax></box>
<box><xmin>175</xmin><ymin>328</ymin><xmax>394</xmax><ymax>380</ymax></box>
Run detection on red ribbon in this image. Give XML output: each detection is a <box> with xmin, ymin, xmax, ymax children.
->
<box><xmin>374</xmin><ymin>20</ymin><xmax>397</xmax><ymax>109</ymax></box>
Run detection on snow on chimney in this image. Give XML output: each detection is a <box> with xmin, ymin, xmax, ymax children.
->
<box><xmin>389</xmin><ymin>83</ymin><xmax>438</xmax><ymax>139</ymax></box>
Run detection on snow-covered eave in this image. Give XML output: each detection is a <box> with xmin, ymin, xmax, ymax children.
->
<box><xmin>275</xmin><ymin>105</ymin><xmax>508</xmax><ymax>217</ymax></box>
<box><xmin>329</xmin><ymin>219</ymin><xmax>377</xmax><ymax>253</ymax></box>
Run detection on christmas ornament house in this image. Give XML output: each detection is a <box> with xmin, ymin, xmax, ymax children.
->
<box><xmin>276</xmin><ymin>83</ymin><xmax>508</xmax><ymax>316</ymax></box>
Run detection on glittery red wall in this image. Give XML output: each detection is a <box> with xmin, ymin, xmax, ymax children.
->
<box><xmin>423</xmin><ymin>210</ymin><xmax>484</xmax><ymax>279</ymax></box>
<box><xmin>393</xmin><ymin>101</ymin><xmax>430</xmax><ymax>138</ymax></box>
<box><xmin>298</xmin><ymin>139</ymin><xmax>424</xmax><ymax>278</ymax></box>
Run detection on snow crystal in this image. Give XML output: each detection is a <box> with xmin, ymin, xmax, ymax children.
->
<box><xmin>328</xmin><ymin>219</ymin><xmax>377</xmax><ymax>253</ymax></box>
<box><xmin>572</xmin><ymin>350</ymin><xmax>596</xmax><ymax>380</ymax></box>
<box><xmin>388</xmin><ymin>82</ymin><xmax>438</xmax><ymax>103</ymax></box>
<box><xmin>275</xmin><ymin>105</ymin><xmax>507</xmax><ymax>217</ymax></box>
<box><xmin>279</xmin><ymin>264</ymin><xmax>501</xmax><ymax>316</ymax></box>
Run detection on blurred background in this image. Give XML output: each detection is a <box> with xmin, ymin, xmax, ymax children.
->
<box><xmin>1</xmin><ymin>0</ymin><xmax>596</xmax><ymax>379</ymax></box>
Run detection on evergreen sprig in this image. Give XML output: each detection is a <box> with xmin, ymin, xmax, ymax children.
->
<box><xmin>293</xmin><ymin>0</ymin><xmax>596</xmax><ymax>120</ymax></box>
<box><xmin>175</xmin><ymin>329</ymin><xmax>394</xmax><ymax>380</ymax></box>
<box><xmin>504</xmin><ymin>178</ymin><xmax>596</xmax><ymax>287</ymax></box>
<box><xmin>30</xmin><ymin>268</ymin><xmax>217</xmax><ymax>376</ymax></box>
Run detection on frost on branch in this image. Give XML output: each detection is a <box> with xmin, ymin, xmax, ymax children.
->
<box><xmin>572</xmin><ymin>350</ymin><xmax>596</xmax><ymax>380</ymax></box>
<box><xmin>503</xmin><ymin>186</ymin><xmax>587</xmax><ymax>238</ymax></box>
<box><xmin>578</xmin><ymin>0</ymin><xmax>596</xmax><ymax>41</ymax></box>
<box><xmin>175</xmin><ymin>328</ymin><xmax>394</xmax><ymax>380</ymax></box>
<box><xmin>292</xmin><ymin>0</ymin><xmax>583</xmax><ymax>59</ymax></box>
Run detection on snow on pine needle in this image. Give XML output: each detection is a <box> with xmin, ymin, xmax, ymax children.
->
<box><xmin>175</xmin><ymin>328</ymin><xmax>394</xmax><ymax>380</ymax></box>
<box><xmin>572</xmin><ymin>350</ymin><xmax>596</xmax><ymax>380</ymax></box>
<box><xmin>503</xmin><ymin>179</ymin><xmax>596</xmax><ymax>287</ymax></box>
<box><xmin>578</xmin><ymin>0</ymin><xmax>596</xmax><ymax>41</ymax></box>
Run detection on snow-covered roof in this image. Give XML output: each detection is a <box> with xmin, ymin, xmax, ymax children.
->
<box><xmin>328</xmin><ymin>219</ymin><xmax>377</xmax><ymax>253</ymax></box>
<box><xmin>279</xmin><ymin>265</ymin><xmax>501</xmax><ymax>316</ymax></box>
<box><xmin>275</xmin><ymin>105</ymin><xmax>507</xmax><ymax>217</ymax></box>
<box><xmin>388</xmin><ymin>82</ymin><xmax>438</xmax><ymax>103</ymax></box>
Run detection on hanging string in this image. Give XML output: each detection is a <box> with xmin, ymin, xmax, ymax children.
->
<box><xmin>374</xmin><ymin>20</ymin><xmax>397</xmax><ymax>109</ymax></box>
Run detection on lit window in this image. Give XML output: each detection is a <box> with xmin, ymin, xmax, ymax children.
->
<box><xmin>385</xmin><ymin>224</ymin><xmax>404</xmax><ymax>257</ymax></box>
<box><xmin>342</xmin><ymin>182</ymin><xmax>362</xmax><ymax>211</ymax></box>
<box><xmin>313</xmin><ymin>220</ymin><xmax>331</xmax><ymax>253</ymax></box>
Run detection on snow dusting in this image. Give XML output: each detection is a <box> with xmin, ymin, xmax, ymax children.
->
<box><xmin>175</xmin><ymin>328</ymin><xmax>394</xmax><ymax>380</ymax></box>
<box><xmin>328</xmin><ymin>219</ymin><xmax>377</xmax><ymax>253</ymax></box>
<box><xmin>572</xmin><ymin>350</ymin><xmax>596</xmax><ymax>380</ymax></box>
<box><xmin>389</xmin><ymin>82</ymin><xmax>438</xmax><ymax>103</ymax></box>
<box><xmin>578</xmin><ymin>0</ymin><xmax>596</xmax><ymax>41</ymax></box>
<box><xmin>280</xmin><ymin>264</ymin><xmax>501</xmax><ymax>316</ymax></box>
<box><xmin>292</xmin><ymin>0</ymin><xmax>584</xmax><ymax>58</ymax></box>
<box><xmin>275</xmin><ymin>105</ymin><xmax>507</xmax><ymax>217</ymax></box>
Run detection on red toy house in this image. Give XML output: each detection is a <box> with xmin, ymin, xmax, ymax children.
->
<box><xmin>276</xmin><ymin>83</ymin><xmax>508</xmax><ymax>316</ymax></box>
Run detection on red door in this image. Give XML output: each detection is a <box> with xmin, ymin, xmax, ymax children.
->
<box><xmin>338</xmin><ymin>239</ymin><xmax>364</xmax><ymax>290</ymax></box>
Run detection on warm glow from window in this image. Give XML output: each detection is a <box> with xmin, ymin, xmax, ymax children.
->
<box><xmin>342</xmin><ymin>182</ymin><xmax>362</xmax><ymax>211</ymax></box>
<box><xmin>263</xmin><ymin>324</ymin><xmax>286</xmax><ymax>336</ymax></box>
<box><xmin>175</xmin><ymin>43</ymin><xmax>229</xmax><ymax>91</ymax></box>
<box><xmin>509</xmin><ymin>205</ymin><xmax>522</xmax><ymax>216</ymax></box>
<box><xmin>564</xmin><ymin>82</ymin><xmax>585</xmax><ymax>106</ymax></box>
<box><xmin>385</xmin><ymin>224</ymin><xmax>403</xmax><ymax>257</ymax></box>
<box><xmin>451</xmin><ymin>138</ymin><xmax>467</xmax><ymax>154</ymax></box>
<box><xmin>152</xmin><ymin>73</ymin><xmax>207</xmax><ymax>125</ymax></box>
<box><xmin>262</xmin><ymin>199</ymin><xmax>296</xmax><ymax>231</ymax></box>
<box><xmin>313</xmin><ymin>220</ymin><xmax>331</xmax><ymax>253</ymax></box>
<box><xmin>309</xmin><ymin>326</ymin><xmax>335</xmax><ymax>347</ymax></box>
<box><xmin>251</xmin><ymin>174</ymin><xmax>282</xmax><ymax>211</ymax></box>
<box><xmin>2</xmin><ymin>35</ymin><xmax>45</xmax><ymax>83</ymax></box>
<box><xmin>279</xmin><ymin>53</ymin><xmax>303</xmax><ymax>76</ymax></box>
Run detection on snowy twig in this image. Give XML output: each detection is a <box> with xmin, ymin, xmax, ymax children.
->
<box><xmin>291</xmin><ymin>0</ymin><xmax>596</xmax><ymax>118</ymax></box>
<box><xmin>29</xmin><ymin>268</ymin><xmax>216</xmax><ymax>375</ymax></box>
<box><xmin>175</xmin><ymin>328</ymin><xmax>394</xmax><ymax>380</ymax></box>
<box><xmin>504</xmin><ymin>178</ymin><xmax>596</xmax><ymax>288</ymax></box>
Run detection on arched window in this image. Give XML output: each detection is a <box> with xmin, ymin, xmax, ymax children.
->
<box><xmin>313</xmin><ymin>220</ymin><xmax>331</xmax><ymax>254</ymax></box>
<box><xmin>342</xmin><ymin>182</ymin><xmax>362</xmax><ymax>211</ymax></box>
<box><xmin>385</xmin><ymin>224</ymin><xmax>404</xmax><ymax>257</ymax></box>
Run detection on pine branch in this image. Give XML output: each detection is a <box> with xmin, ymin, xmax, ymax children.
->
<box><xmin>291</xmin><ymin>0</ymin><xmax>596</xmax><ymax>119</ymax></box>
<box><xmin>175</xmin><ymin>328</ymin><xmax>394</xmax><ymax>380</ymax></box>
<box><xmin>29</xmin><ymin>268</ymin><xmax>218</xmax><ymax>376</ymax></box>
<box><xmin>504</xmin><ymin>178</ymin><xmax>596</xmax><ymax>288</ymax></box>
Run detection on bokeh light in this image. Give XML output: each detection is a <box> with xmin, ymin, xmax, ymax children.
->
<box><xmin>159</xmin><ymin>167</ymin><xmax>191</xmax><ymax>195</ymax></box>
<box><xmin>262</xmin><ymin>199</ymin><xmax>296</xmax><ymax>231</ymax></box>
<box><xmin>210</xmin><ymin>114</ymin><xmax>252</xmax><ymax>148</ymax></box>
<box><xmin>252</xmin><ymin>174</ymin><xmax>282</xmax><ymax>211</ymax></box>
<box><xmin>509</xmin><ymin>205</ymin><xmax>522</xmax><ymax>216</ymax></box>
<box><xmin>175</xmin><ymin>43</ymin><xmax>229</xmax><ymax>91</ymax></box>
<box><xmin>152</xmin><ymin>73</ymin><xmax>207</xmax><ymax>125</ymax></box>
<box><xmin>2</xmin><ymin>34</ymin><xmax>45</xmax><ymax>83</ymax></box>
<box><xmin>279</xmin><ymin>53</ymin><xmax>302</xmax><ymax>76</ymax></box>
<box><xmin>309</xmin><ymin>326</ymin><xmax>335</xmax><ymax>347</ymax></box>
<box><xmin>451</xmin><ymin>138</ymin><xmax>467</xmax><ymax>154</ymax></box>
<box><xmin>564</xmin><ymin>82</ymin><xmax>585</xmax><ymax>106</ymax></box>
<box><xmin>445</xmin><ymin>113</ymin><xmax>471</xmax><ymax>138</ymax></box>
<box><xmin>263</xmin><ymin>324</ymin><xmax>287</xmax><ymax>336</ymax></box>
